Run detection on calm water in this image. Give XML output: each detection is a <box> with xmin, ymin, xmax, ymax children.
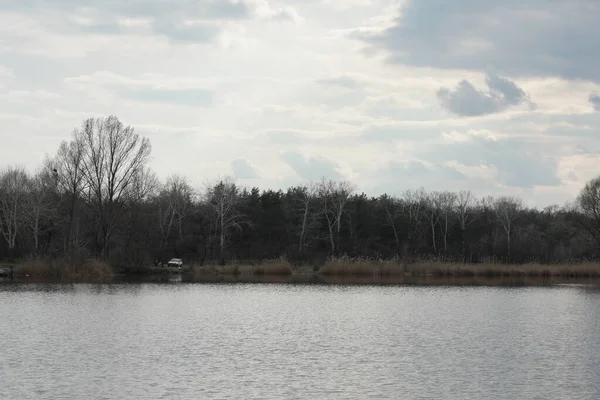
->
<box><xmin>2</xmin><ymin>281</ymin><xmax>600</xmax><ymax>399</ymax></box>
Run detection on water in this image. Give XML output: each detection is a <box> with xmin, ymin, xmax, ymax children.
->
<box><xmin>2</xmin><ymin>281</ymin><xmax>600</xmax><ymax>399</ymax></box>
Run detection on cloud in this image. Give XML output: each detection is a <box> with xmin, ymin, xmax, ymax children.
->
<box><xmin>1</xmin><ymin>0</ymin><xmax>299</xmax><ymax>43</ymax></box>
<box><xmin>384</xmin><ymin>160</ymin><xmax>467</xmax><ymax>181</ymax></box>
<box><xmin>1</xmin><ymin>0</ymin><xmax>597</xmax><ymax>208</ymax></box>
<box><xmin>152</xmin><ymin>20</ymin><xmax>221</xmax><ymax>43</ymax></box>
<box><xmin>281</xmin><ymin>151</ymin><xmax>342</xmax><ymax>181</ymax></box>
<box><xmin>424</xmin><ymin>132</ymin><xmax>561</xmax><ymax>188</ymax></box>
<box><xmin>317</xmin><ymin>76</ymin><xmax>362</xmax><ymax>89</ymax></box>
<box><xmin>437</xmin><ymin>74</ymin><xmax>532</xmax><ymax>116</ymax></box>
<box><xmin>356</xmin><ymin>1</ymin><xmax>600</xmax><ymax>82</ymax></box>
<box><xmin>123</xmin><ymin>88</ymin><xmax>214</xmax><ymax>107</ymax></box>
<box><xmin>589</xmin><ymin>93</ymin><xmax>600</xmax><ymax>111</ymax></box>
<box><xmin>231</xmin><ymin>158</ymin><xmax>261</xmax><ymax>179</ymax></box>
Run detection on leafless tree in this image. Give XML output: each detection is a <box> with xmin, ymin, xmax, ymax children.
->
<box><xmin>205</xmin><ymin>176</ymin><xmax>248</xmax><ymax>263</ymax></box>
<box><xmin>400</xmin><ymin>188</ymin><xmax>426</xmax><ymax>251</ymax></box>
<box><xmin>424</xmin><ymin>191</ymin><xmax>441</xmax><ymax>254</ymax></box>
<box><xmin>127</xmin><ymin>167</ymin><xmax>158</xmax><ymax>205</ymax></box>
<box><xmin>317</xmin><ymin>178</ymin><xmax>356</xmax><ymax>254</ymax></box>
<box><xmin>0</xmin><ymin>166</ymin><xmax>29</xmax><ymax>251</ymax></box>
<box><xmin>54</xmin><ymin>137</ymin><xmax>86</xmax><ymax>252</ymax></box>
<box><xmin>156</xmin><ymin>174</ymin><xmax>195</xmax><ymax>254</ymax></box>
<box><xmin>455</xmin><ymin>190</ymin><xmax>477</xmax><ymax>259</ymax></box>
<box><xmin>380</xmin><ymin>194</ymin><xmax>402</xmax><ymax>249</ymax></box>
<box><xmin>456</xmin><ymin>190</ymin><xmax>476</xmax><ymax>231</ymax></box>
<box><xmin>436</xmin><ymin>191</ymin><xmax>457</xmax><ymax>252</ymax></box>
<box><xmin>25</xmin><ymin>162</ymin><xmax>58</xmax><ymax>252</ymax></box>
<box><xmin>492</xmin><ymin>196</ymin><xmax>524</xmax><ymax>259</ymax></box>
<box><xmin>290</xmin><ymin>184</ymin><xmax>319</xmax><ymax>252</ymax></box>
<box><xmin>74</xmin><ymin>115</ymin><xmax>152</xmax><ymax>258</ymax></box>
<box><xmin>576</xmin><ymin>175</ymin><xmax>600</xmax><ymax>244</ymax></box>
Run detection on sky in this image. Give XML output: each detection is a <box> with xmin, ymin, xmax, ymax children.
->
<box><xmin>1</xmin><ymin>0</ymin><xmax>600</xmax><ymax>208</ymax></box>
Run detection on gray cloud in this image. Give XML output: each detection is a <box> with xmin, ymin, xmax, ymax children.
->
<box><xmin>437</xmin><ymin>74</ymin><xmax>531</xmax><ymax>116</ymax></box>
<box><xmin>1</xmin><ymin>0</ymin><xmax>250</xmax><ymax>18</ymax></box>
<box><xmin>123</xmin><ymin>88</ymin><xmax>214</xmax><ymax>107</ymax></box>
<box><xmin>152</xmin><ymin>20</ymin><xmax>221</xmax><ymax>43</ymax></box>
<box><xmin>281</xmin><ymin>151</ymin><xmax>342</xmax><ymax>181</ymax></box>
<box><xmin>264</xmin><ymin>130</ymin><xmax>305</xmax><ymax>145</ymax></box>
<box><xmin>204</xmin><ymin>1</ymin><xmax>251</xmax><ymax>19</ymax></box>
<box><xmin>231</xmin><ymin>159</ymin><xmax>260</xmax><ymax>179</ymax></box>
<box><xmin>384</xmin><ymin>160</ymin><xmax>466</xmax><ymax>181</ymax></box>
<box><xmin>359</xmin><ymin>124</ymin><xmax>440</xmax><ymax>142</ymax></box>
<box><xmin>589</xmin><ymin>93</ymin><xmax>600</xmax><ymax>111</ymax></box>
<box><xmin>317</xmin><ymin>76</ymin><xmax>361</xmax><ymax>89</ymax></box>
<box><xmin>356</xmin><ymin>1</ymin><xmax>600</xmax><ymax>82</ymax></box>
<box><xmin>2</xmin><ymin>0</ymin><xmax>289</xmax><ymax>42</ymax></box>
<box><xmin>424</xmin><ymin>135</ymin><xmax>561</xmax><ymax>188</ymax></box>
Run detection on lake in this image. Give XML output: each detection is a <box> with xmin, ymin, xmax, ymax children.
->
<box><xmin>2</xmin><ymin>279</ymin><xmax>600</xmax><ymax>399</ymax></box>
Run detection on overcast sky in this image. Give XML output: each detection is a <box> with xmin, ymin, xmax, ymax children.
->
<box><xmin>1</xmin><ymin>0</ymin><xmax>599</xmax><ymax>207</ymax></box>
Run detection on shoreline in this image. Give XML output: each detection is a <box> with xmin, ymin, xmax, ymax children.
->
<box><xmin>4</xmin><ymin>270</ymin><xmax>600</xmax><ymax>287</ymax></box>
<box><xmin>4</xmin><ymin>258</ymin><xmax>600</xmax><ymax>285</ymax></box>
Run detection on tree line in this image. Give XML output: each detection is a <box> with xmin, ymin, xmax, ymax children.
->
<box><xmin>1</xmin><ymin>115</ymin><xmax>600</xmax><ymax>267</ymax></box>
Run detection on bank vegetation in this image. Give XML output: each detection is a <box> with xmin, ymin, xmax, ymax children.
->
<box><xmin>2</xmin><ymin>115</ymin><xmax>600</xmax><ymax>278</ymax></box>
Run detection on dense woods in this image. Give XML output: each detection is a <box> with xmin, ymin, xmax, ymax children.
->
<box><xmin>1</xmin><ymin>116</ymin><xmax>600</xmax><ymax>268</ymax></box>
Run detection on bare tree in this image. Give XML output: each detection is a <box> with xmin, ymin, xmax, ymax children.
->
<box><xmin>576</xmin><ymin>175</ymin><xmax>600</xmax><ymax>245</ymax></box>
<box><xmin>456</xmin><ymin>190</ymin><xmax>476</xmax><ymax>231</ymax></box>
<box><xmin>492</xmin><ymin>196</ymin><xmax>524</xmax><ymax>259</ymax></box>
<box><xmin>127</xmin><ymin>167</ymin><xmax>158</xmax><ymax>205</ymax></box>
<box><xmin>455</xmin><ymin>190</ymin><xmax>477</xmax><ymax>259</ymax></box>
<box><xmin>289</xmin><ymin>184</ymin><xmax>319</xmax><ymax>252</ymax></box>
<box><xmin>74</xmin><ymin>115</ymin><xmax>152</xmax><ymax>258</ymax></box>
<box><xmin>25</xmin><ymin>162</ymin><xmax>58</xmax><ymax>252</ymax></box>
<box><xmin>54</xmin><ymin>137</ymin><xmax>86</xmax><ymax>253</ymax></box>
<box><xmin>206</xmin><ymin>176</ymin><xmax>247</xmax><ymax>263</ymax></box>
<box><xmin>0</xmin><ymin>166</ymin><xmax>29</xmax><ymax>251</ymax></box>
<box><xmin>436</xmin><ymin>191</ymin><xmax>457</xmax><ymax>252</ymax></box>
<box><xmin>424</xmin><ymin>191</ymin><xmax>441</xmax><ymax>254</ymax></box>
<box><xmin>400</xmin><ymin>188</ymin><xmax>426</xmax><ymax>255</ymax></box>
<box><xmin>317</xmin><ymin>178</ymin><xmax>356</xmax><ymax>254</ymax></box>
<box><xmin>156</xmin><ymin>174</ymin><xmax>195</xmax><ymax>256</ymax></box>
<box><xmin>380</xmin><ymin>194</ymin><xmax>402</xmax><ymax>250</ymax></box>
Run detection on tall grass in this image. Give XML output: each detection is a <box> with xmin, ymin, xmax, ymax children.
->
<box><xmin>318</xmin><ymin>256</ymin><xmax>404</xmax><ymax>276</ymax></box>
<box><xmin>252</xmin><ymin>257</ymin><xmax>293</xmax><ymax>276</ymax></box>
<box><xmin>192</xmin><ymin>257</ymin><xmax>293</xmax><ymax>276</ymax></box>
<box><xmin>15</xmin><ymin>257</ymin><xmax>113</xmax><ymax>281</ymax></box>
<box><xmin>408</xmin><ymin>261</ymin><xmax>600</xmax><ymax>277</ymax></box>
<box><xmin>318</xmin><ymin>256</ymin><xmax>600</xmax><ymax>278</ymax></box>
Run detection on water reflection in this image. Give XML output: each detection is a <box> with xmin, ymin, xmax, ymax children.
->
<box><xmin>1</xmin><ymin>281</ymin><xmax>600</xmax><ymax>399</ymax></box>
<box><xmin>5</xmin><ymin>273</ymin><xmax>600</xmax><ymax>287</ymax></box>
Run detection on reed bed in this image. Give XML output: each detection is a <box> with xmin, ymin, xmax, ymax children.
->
<box><xmin>318</xmin><ymin>256</ymin><xmax>600</xmax><ymax>278</ymax></box>
<box><xmin>15</xmin><ymin>257</ymin><xmax>113</xmax><ymax>281</ymax></box>
<box><xmin>252</xmin><ymin>258</ymin><xmax>293</xmax><ymax>276</ymax></box>
<box><xmin>192</xmin><ymin>257</ymin><xmax>293</xmax><ymax>276</ymax></box>
<box><xmin>318</xmin><ymin>256</ymin><xmax>404</xmax><ymax>276</ymax></box>
<box><xmin>408</xmin><ymin>261</ymin><xmax>600</xmax><ymax>277</ymax></box>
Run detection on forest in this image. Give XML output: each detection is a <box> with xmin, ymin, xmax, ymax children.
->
<box><xmin>1</xmin><ymin>115</ymin><xmax>600</xmax><ymax>271</ymax></box>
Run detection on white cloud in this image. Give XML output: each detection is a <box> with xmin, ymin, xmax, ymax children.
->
<box><xmin>0</xmin><ymin>0</ymin><xmax>599</xmax><ymax>207</ymax></box>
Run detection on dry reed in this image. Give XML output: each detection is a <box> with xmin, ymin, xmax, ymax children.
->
<box><xmin>15</xmin><ymin>257</ymin><xmax>113</xmax><ymax>281</ymax></box>
<box><xmin>252</xmin><ymin>258</ymin><xmax>294</xmax><ymax>276</ymax></box>
<box><xmin>408</xmin><ymin>261</ymin><xmax>600</xmax><ymax>277</ymax></box>
<box><xmin>318</xmin><ymin>256</ymin><xmax>404</xmax><ymax>276</ymax></box>
<box><xmin>317</xmin><ymin>256</ymin><xmax>600</xmax><ymax>278</ymax></box>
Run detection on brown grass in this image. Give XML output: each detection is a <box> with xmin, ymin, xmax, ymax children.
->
<box><xmin>252</xmin><ymin>258</ymin><xmax>294</xmax><ymax>276</ymax></box>
<box><xmin>317</xmin><ymin>256</ymin><xmax>600</xmax><ymax>278</ymax></box>
<box><xmin>14</xmin><ymin>257</ymin><xmax>113</xmax><ymax>281</ymax></box>
<box><xmin>318</xmin><ymin>256</ymin><xmax>404</xmax><ymax>276</ymax></box>
<box><xmin>192</xmin><ymin>257</ymin><xmax>294</xmax><ymax>276</ymax></box>
<box><xmin>408</xmin><ymin>261</ymin><xmax>600</xmax><ymax>277</ymax></box>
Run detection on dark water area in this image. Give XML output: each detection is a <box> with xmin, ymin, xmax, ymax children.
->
<box><xmin>2</xmin><ymin>278</ymin><xmax>600</xmax><ymax>399</ymax></box>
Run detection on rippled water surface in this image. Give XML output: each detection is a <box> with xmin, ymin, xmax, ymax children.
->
<box><xmin>2</xmin><ymin>282</ymin><xmax>600</xmax><ymax>399</ymax></box>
